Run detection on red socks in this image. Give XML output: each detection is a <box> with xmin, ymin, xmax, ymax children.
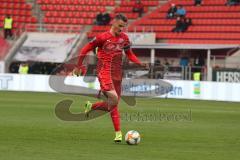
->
<box><xmin>110</xmin><ymin>106</ymin><xmax>120</xmax><ymax>132</ymax></box>
<box><xmin>91</xmin><ymin>101</ymin><xmax>120</xmax><ymax>132</ymax></box>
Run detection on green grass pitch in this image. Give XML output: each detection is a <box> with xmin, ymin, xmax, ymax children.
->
<box><xmin>0</xmin><ymin>91</ymin><xmax>240</xmax><ymax>160</ymax></box>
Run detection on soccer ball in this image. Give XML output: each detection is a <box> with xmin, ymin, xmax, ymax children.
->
<box><xmin>125</xmin><ymin>130</ymin><xmax>141</xmax><ymax>145</ymax></box>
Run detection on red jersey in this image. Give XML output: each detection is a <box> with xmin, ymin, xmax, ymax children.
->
<box><xmin>78</xmin><ymin>31</ymin><xmax>141</xmax><ymax>83</ymax></box>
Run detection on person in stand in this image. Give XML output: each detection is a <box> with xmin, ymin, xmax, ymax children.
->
<box><xmin>166</xmin><ymin>3</ymin><xmax>177</xmax><ymax>19</ymax></box>
<box><xmin>182</xmin><ymin>17</ymin><xmax>192</xmax><ymax>32</ymax></box>
<box><xmin>172</xmin><ymin>16</ymin><xmax>184</xmax><ymax>32</ymax></box>
<box><xmin>96</xmin><ymin>12</ymin><xmax>104</xmax><ymax>25</ymax></box>
<box><xmin>176</xmin><ymin>5</ymin><xmax>186</xmax><ymax>18</ymax></box>
<box><xmin>3</xmin><ymin>14</ymin><xmax>13</xmax><ymax>39</ymax></box>
<box><xmin>132</xmin><ymin>0</ymin><xmax>144</xmax><ymax>17</ymax></box>
<box><xmin>18</xmin><ymin>62</ymin><xmax>29</xmax><ymax>74</ymax></box>
<box><xmin>102</xmin><ymin>12</ymin><xmax>111</xmax><ymax>25</ymax></box>
<box><xmin>226</xmin><ymin>0</ymin><xmax>240</xmax><ymax>6</ymax></box>
<box><xmin>194</xmin><ymin>0</ymin><xmax>202</xmax><ymax>6</ymax></box>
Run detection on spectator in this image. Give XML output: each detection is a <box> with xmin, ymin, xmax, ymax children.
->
<box><xmin>18</xmin><ymin>63</ymin><xmax>29</xmax><ymax>74</ymax></box>
<box><xmin>195</xmin><ymin>55</ymin><xmax>204</xmax><ymax>67</ymax></box>
<box><xmin>164</xmin><ymin>58</ymin><xmax>170</xmax><ymax>66</ymax></box>
<box><xmin>132</xmin><ymin>0</ymin><xmax>144</xmax><ymax>17</ymax></box>
<box><xmin>226</xmin><ymin>0</ymin><xmax>240</xmax><ymax>6</ymax></box>
<box><xmin>3</xmin><ymin>14</ymin><xmax>13</xmax><ymax>39</ymax></box>
<box><xmin>166</xmin><ymin>3</ymin><xmax>177</xmax><ymax>19</ymax></box>
<box><xmin>154</xmin><ymin>59</ymin><xmax>161</xmax><ymax>66</ymax></box>
<box><xmin>102</xmin><ymin>13</ymin><xmax>111</xmax><ymax>25</ymax></box>
<box><xmin>180</xmin><ymin>56</ymin><xmax>189</xmax><ymax>68</ymax></box>
<box><xmin>194</xmin><ymin>0</ymin><xmax>202</xmax><ymax>6</ymax></box>
<box><xmin>163</xmin><ymin>58</ymin><xmax>170</xmax><ymax>73</ymax></box>
<box><xmin>9</xmin><ymin>62</ymin><xmax>19</xmax><ymax>73</ymax></box>
<box><xmin>176</xmin><ymin>5</ymin><xmax>186</xmax><ymax>17</ymax></box>
<box><xmin>96</xmin><ymin>12</ymin><xmax>104</xmax><ymax>25</ymax></box>
<box><xmin>172</xmin><ymin>16</ymin><xmax>185</xmax><ymax>32</ymax></box>
<box><xmin>154</xmin><ymin>59</ymin><xmax>163</xmax><ymax>79</ymax></box>
<box><xmin>193</xmin><ymin>55</ymin><xmax>204</xmax><ymax>80</ymax></box>
<box><xmin>182</xmin><ymin>18</ymin><xmax>192</xmax><ymax>32</ymax></box>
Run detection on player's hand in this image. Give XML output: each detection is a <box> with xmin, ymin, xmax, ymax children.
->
<box><xmin>72</xmin><ymin>68</ymin><xmax>81</xmax><ymax>76</ymax></box>
<box><xmin>72</xmin><ymin>66</ymin><xmax>86</xmax><ymax>76</ymax></box>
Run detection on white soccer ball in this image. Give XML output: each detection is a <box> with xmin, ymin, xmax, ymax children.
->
<box><xmin>125</xmin><ymin>130</ymin><xmax>141</xmax><ymax>145</ymax></box>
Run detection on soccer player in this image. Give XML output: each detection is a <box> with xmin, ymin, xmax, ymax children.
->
<box><xmin>74</xmin><ymin>14</ymin><xmax>146</xmax><ymax>142</ymax></box>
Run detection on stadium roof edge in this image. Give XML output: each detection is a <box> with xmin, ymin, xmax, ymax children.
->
<box><xmin>132</xmin><ymin>43</ymin><xmax>240</xmax><ymax>50</ymax></box>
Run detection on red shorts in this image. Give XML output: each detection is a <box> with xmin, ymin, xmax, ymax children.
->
<box><xmin>98</xmin><ymin>76</ymin><xmax>114</xmax><ymax>91</ymax></box>
<box><xmin>97</xmin><ymin>69</ymin><xmax>122</xmax><ymax>92</ymax></box>
<box><xmin>98</xmin><ymin>76</ymin><xmax>122</xmax><ymax>95</ymax></box>
<box><xmin>100</xmin><ymin>83</ymin><xmax>114</xmax><ymax>91</ymax></box>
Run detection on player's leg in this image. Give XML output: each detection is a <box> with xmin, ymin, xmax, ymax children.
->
<box><xmin>106</xmin><ymin>90</ymin><xmax>119</xmax><ymax>108</ymax></box>
<box><xmin>84</xmin><ymin>80</ymin><xmax>122</xmax><ymax>142</ymax></box>
<box><xmin>88</xmin><ymin>90</ymin><xmax>118</xmax><ymax>111</ymax></box>
<box><xmin>84</xmin><ymin>82</ymin><xmax>119</xmax><ymax>113</ymax></box>
<box><xmin>111</xmin><ymin>107</ymin><xmax>122</xmax><ymax>142</ymax></box>
<box><xmin>110</xmin><ymin>80</ymin><xmax>122</xmax><ymax>142</ymax></box>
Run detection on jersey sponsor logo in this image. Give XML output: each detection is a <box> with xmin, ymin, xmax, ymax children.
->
<box><xmin>118</xmin><ymin>38</ymin><xmax>124</xmax><ymax>43</ymax></box>
<box><xmin>103</xmin><ymin>40</ymin><xmax>125</xmax><ymax>53</ymax></box>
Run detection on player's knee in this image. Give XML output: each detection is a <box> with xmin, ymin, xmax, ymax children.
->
<box><xmin>112</xmin><ymin>100</ymin><xmax>118</xmax><ymax>106</ymax></box>
<box><xmin>108</xmin><ymin>95</ymin><xmax>118</xmax><ymax>106</ymax></box>
<box><xmin>110</xmin><ymin>97</ymin><xmax>118</xmax><ymax>106</ymax></box>
<box><xmin>105</xmin><ymin>90</ymin><xmax>119</xmax><ymax>107</ymax></box>
<box><xmin>109</xmin><ymin>104</ymin><xmax>118</xmax><ymax>112</ymax></box>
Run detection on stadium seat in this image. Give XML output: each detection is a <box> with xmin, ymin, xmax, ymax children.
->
<box><xmin>38</xmin><ymin>0</ymin><xmax>111</xmax><ymax>28</ymax></box>
<box><xmin>125</xmin><ymin>0</ymin><xmax>240</xmax><ymax>44</ymax></box>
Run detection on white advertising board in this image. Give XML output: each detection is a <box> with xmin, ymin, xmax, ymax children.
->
<box><xmin>14</xmin><ymin>33</ymin><xmax>79</xmax><ymax>63</ymax></box>
<box><xmin>0</xmin><ymin>61</ymin><xmax>4</xmax><ymax>73</ymax></box>
<box><xmin>127</xmin><ymin>33</ymin><xmax>156</xmax><ymax>45</ymax></box>
<box><xmin>0</xmin><ymin>74</ymin><xmax>240</xmax><ymax>102</ymax></box>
